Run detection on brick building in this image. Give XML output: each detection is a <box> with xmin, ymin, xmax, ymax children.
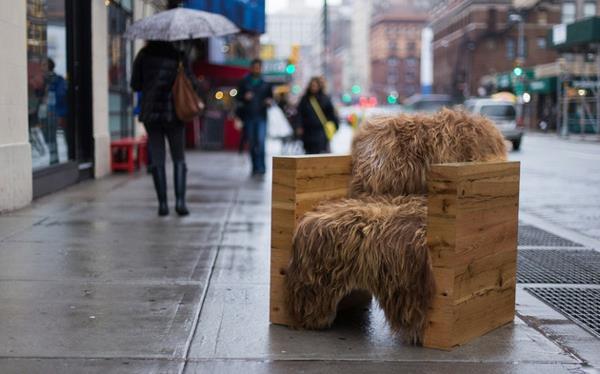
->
<box><xmin>430</xmin><ymin>0</ymin><xmax>562</xmax><ymax>99</ymax></box>
<box><xmin>370</xmin><ymin>12</ymin><xmax>428</xmax><ymax>103</ymax></box>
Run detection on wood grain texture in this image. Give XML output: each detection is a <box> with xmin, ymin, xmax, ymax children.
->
<box><xmin>270</xmin><ymin>155</ymin><xmax>352</xmax><ymax>325</ymax></box>
<box><xmin>423</xmin><ymin>161</ymin><xmax>520</xmax><ymax>350</ymax></box>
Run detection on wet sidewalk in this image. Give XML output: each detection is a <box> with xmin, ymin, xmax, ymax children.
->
<box><xmin>0</xmin><ymin>151</ymin><xmax>595</xmax><ymax>373</ymax></box>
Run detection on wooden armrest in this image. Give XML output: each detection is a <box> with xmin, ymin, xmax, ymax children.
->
<box><xmin>423</xmin><ymin>161</ymin><xmax>521</xmax><ymax>350</ymax></box>
<box><xmin>270</xmin><ymin>154</ymin><xmax>352</xmax><ymax>325</ymax></box>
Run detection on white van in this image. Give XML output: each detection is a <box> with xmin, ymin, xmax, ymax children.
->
<box><xmin>464</xmin><ymin>98</ymin><xmax>524</xmax><ymax>150</ymax></box>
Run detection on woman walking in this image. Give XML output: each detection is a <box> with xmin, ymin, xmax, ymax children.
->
<box><xmin>131</xmin><ymin>41</ymin><xmax>196</xmax><ymax>216</ymax></box>
<box><xmin>297</xmin><ymin>77</ymin><xmax>339</xmax><ymax>154</ymax></box>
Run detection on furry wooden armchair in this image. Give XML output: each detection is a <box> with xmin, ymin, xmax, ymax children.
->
<box><xmin>270</xmin><ymin>109</ymin><xmax>520</xmax><ymax>350</ymax></box>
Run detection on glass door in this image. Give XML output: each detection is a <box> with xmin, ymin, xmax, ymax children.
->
<box><xmin>108</xmin><ymin>0</ymin><xmax>134</xmax><ymax>140</ymax></box>
<box><xmin>27</xmin><ymin>0</ymin><xmax>71</xmax><ymax>171</ymax></box>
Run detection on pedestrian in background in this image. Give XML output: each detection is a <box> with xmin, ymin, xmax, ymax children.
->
<box><xmin>297</xmin><ymin>77</ymin><xmax>339</xmax><ymax>154</ymax></box>
<box><xmin>236</xmin><ymin>58</ymin><xmax>273</xmax><ymax>176</ymax></box>
<box><xmin>131</xmin><ymin>41</ymin><xmax>199</xmax><ymax>216</ymax></box>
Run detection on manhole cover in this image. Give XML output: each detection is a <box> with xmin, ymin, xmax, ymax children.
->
<box><xmin>526</xmin><ymin>287</ymin><xmax>600</xmax><ymax>339</ymax></box>
<box><xmin>518</xmin><ymin>249</ymin><xmax>600</xmax><ymax>284</ymax></box>
<box><xmin>518</xmin><ymin>225</ymin><xmax>584</xmax><ymax>247</ymax></box>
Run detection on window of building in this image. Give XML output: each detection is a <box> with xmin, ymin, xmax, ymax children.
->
<box><xmin>561</xmin><ymin>2</ymin><xmax>576</xmax><ymax>24</ymax></box>
<box><xmin>407</xmin><ymin>41</ymin><xmax>416</xmax><ymax>53</ymax></box>
<box><xmin>108</xmin><ymin>1</ymin><xmax>134</xmax><ymax>140</ymax></box>
<box><xmin>388</xmin><ymin>40</ymin><xmax>397</xmax><ymax>53</ymax></box>
<box><xmin>27</xmin><ymin>0</ymin><xmax>71</xmax><ymax>170</ymax></box>
<box><xmin>405</xmin><ymin>57</ymin><xmax>417</xmax><ymax>68</ymax></box>
<box><xmin>537</xmin><ymin>36</ymin><xmax>547</xmax><ymax>49</ymax></box>
<box><xmin>584</xmin><ymin>2</ymin><xmax>597</xmax><ymax>17</ymax></box>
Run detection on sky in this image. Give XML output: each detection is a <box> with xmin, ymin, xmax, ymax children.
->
<box><xmin>266</xmin><ymin>0</ymin><xmax>342</xmax><ymax>14</ymax></box>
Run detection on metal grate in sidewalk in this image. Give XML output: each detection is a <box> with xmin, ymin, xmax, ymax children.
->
<box><xmin>518</xmin><ymin>225</ymin><xmax>584</xmax><ymax>247</ymax></box>
<box><xmin>525</xmin><ymin>287</ymin><xmax>600</xmax><ymax>339</ymax></box>
<box><xmin>517</xmin><ymin>249</ymin><xmax>600</xmax><ymax>284</ymax></box>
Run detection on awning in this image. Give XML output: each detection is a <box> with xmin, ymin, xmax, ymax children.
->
<box><xmin>549</xmin><ymin>16</ymin><xmax>600</xmax><ymax>52</ymax></box>
<box><xmin>193</xmin><ymin>62</ymin><xmax>249</xmax><ymax>86</ymax></box>
<box><xmin>185</xmin><ymin>0</ymin><xmax>265</xmax><ymax>34</ymax></box>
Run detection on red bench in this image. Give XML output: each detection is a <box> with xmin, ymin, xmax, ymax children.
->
<box><xmin>110</xmin><ymin>136</ymin><xmax>148</xmax><ymax>173</ymax></box>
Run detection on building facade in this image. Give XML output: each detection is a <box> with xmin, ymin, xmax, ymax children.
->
<box><xmin>1</xmin><ymin>0</ymin><xmax>162</xmax><ymax>212</ymax></box>
<box><xmin>430</xmin><ymin>0</ymin><xmax>561</xmax><ymax>99</ymax></box>
<box><xmin>262</xmin><ymin>0</ymin><xmax>322</xmax><ymax>94</ymax></box>
<box><xmin>370</xmin><ymin>12</ymin><xmax>427</xmax><ymax>102</ymax></box>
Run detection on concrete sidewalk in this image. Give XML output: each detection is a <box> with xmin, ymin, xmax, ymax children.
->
<box><xmin>0</xmin><ymin>151</ymin><xmax>596</xmax><ymax>373</ymax></box>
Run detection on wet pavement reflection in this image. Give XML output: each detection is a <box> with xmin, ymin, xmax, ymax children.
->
<box><xmin>0</xmin><ymin>150</ymin><xmax>585</xmax><ymax>373</ymax></box>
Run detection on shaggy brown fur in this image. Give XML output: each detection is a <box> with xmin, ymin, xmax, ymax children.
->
<box><xmin>350</xmin><ymin>109</ymin><xmax>507</xmax><ymax>197</ymax></box>
<box><xmin>287</xmin><ymin>196</ymin><xmax>434</xmax><ymax>343</ymax></box>
<box><xmin>286</xmin><ymin>110</ymin><xmax>507</xmax><ymax>343</ymax></box>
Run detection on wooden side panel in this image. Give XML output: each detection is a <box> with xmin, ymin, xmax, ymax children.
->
<box><xmin>423</xmin><ymin>161</ymin><xmax>520</xmax><ymax>350</ymax></box>
<box><xmin>269</xmin><ymin>155</ymin><xmax>352</xmax><ymax>326</ymax></box>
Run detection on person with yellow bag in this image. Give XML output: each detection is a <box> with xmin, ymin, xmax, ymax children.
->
<box><xmin>296</xmin><ymin>77</ymin><xmax>339</xmax><ymax>154</ymax></box>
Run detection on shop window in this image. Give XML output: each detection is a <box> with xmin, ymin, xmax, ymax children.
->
<box><xmin>561</xmin><ymin>2</ymin><xmax>576</xmax><ymax>24</ymax></box>
<box><xmin>27</xmin><ymin>0</ymin><xmax>71</xmax><ymax>170</ymax></box>
<box><xmin>108</xmin><ymin>1</ymin><xmax>134</xmax><ymax>140</ymax></box>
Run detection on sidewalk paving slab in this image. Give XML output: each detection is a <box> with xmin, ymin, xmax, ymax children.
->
<box><xmin>0</xmin><ymin>150</ymin><xmax>596</xmax><ymax>373</ymax></box>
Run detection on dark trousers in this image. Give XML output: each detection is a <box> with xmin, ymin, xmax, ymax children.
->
<box><xmin>245</xmin><ymin>117</ymin><xmax>267</xmax><ymax>173</ymax></box>
<box><xmin>144</xmin><ymin>123</ymin><xmax>186</xmax><ymax>167</ymax></box>
<box><xmin>303</xmin><ymin>130</ymin><xmax>328</xmax><ymax>154</ymax></box>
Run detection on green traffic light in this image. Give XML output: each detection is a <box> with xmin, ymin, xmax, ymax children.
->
<box><xmin>387</xmin><ymin>95</ymin><xmax>397</xmax><ymax>104</ymax></box>
<box><xmin>286</xmin><ymin>64</ymin><xmax>296</xmax><ymax>74</ymax></box>
<box><xmin>351</xmin><ymin>85</ymin><xmax>361</xmax><ymax>94</ymax></box>
<box><xmin>342</xmin><ymin>93</ymin><xmax>352</xmax><ymax>103</ymax></box>
<box><xmin>513</xmin><ymin>67</ymin><xmax>523</xmax><ymax>76</ymax></box>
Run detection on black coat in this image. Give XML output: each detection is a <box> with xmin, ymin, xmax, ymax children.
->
<box><xmin>131</xmin><ymin>42</ymin><xmax>185</xmax><ymax>125</ymax></box>
<box><xmin>236</xmin><ymin>74</ymin><xmax>273</xmax><ymax>120</ymax></box>
<box><xmin>297</xmin><ymin>93</ymin><xmax>339</xmax><ymax>143</ymax></box>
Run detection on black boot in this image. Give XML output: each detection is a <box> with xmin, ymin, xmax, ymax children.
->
<box><xmin>174</xmin><ymin>162</ymin><xmax>189</xmax><ymax>216</ymax></box>
<box><xmin>151</xmin><ymin>165</ymin><xmax>169</xmax><ymax>216</ymax></box>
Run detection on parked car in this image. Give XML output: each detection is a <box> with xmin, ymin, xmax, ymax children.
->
<box><xmin>464</xmin><ymin>98</ymin><xmax>524</xmax><ymax>151</ymax></box>
<box><xmin>403</xmin><ymin>94</ymin><xmax>454</xmax><ymax>113</ymax></box>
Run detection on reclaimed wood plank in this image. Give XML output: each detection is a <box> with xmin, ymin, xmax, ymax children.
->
<box><xmin>270</xmin><ymin>155</ymin><xmax>352</xmax><ymax>326</ymax></box>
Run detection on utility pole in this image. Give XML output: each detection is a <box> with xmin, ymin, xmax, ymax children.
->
<box><xmin>322</xmin><ymin>0</ymin><xmax>329</xmax><ymax>80</ymax></box>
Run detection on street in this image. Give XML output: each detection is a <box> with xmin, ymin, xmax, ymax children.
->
<box><xmin>0</xmin><ymin>131</ymin><xmax>599</xmax><ymax>373</ymax></box>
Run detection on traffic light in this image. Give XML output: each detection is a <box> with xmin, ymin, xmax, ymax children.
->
<box><xmin>513</xmin><ymin>66</ymin><xmax>523</xmax><ymax>77</ymax></box>
<box><xmin>286</xmin><ymin>63</ymin><xmax>296</xmax><ymax>74</ymax></box>
<box><xmin>289</xmin><ymin>44</ymin><xmax>300</xmax><ymax>65</ymax></box>
<box><xmin>387</xmin><ymin>95</ymin><xmax>397</xmax><ymax>104</ymax></box>
<box><xmin>351</xmin><ymin>84</ymin><xmax>361</xmax><ymax>94</ymax></box>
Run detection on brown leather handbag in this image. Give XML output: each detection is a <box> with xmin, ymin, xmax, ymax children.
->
<box><xmin>172</xmin><ymin>62</ymin><xmax>204</xmax><ymax>122</ymax></box>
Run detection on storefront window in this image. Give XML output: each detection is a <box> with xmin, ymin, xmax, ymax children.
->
<box><xmin>108</xmin><ymin>1</ymin><xmax>134</xmax><ymax>139</ymax></box>
<box><xmin>27</xmin><ymin>0</ymin><xmax>70</xmax><ymax>170</ymax></box>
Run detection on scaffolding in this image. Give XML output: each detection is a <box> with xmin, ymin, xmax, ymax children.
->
<box><xmin>551</xmin><ymin>17</ymin><xmax>600</xmax><ymax>138</ymax></box>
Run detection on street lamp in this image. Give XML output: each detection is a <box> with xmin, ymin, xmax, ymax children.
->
<box><xmin>508</xmin><ymin>13</ymin><xmax>525</xmax><ymax>64</ymax></box>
